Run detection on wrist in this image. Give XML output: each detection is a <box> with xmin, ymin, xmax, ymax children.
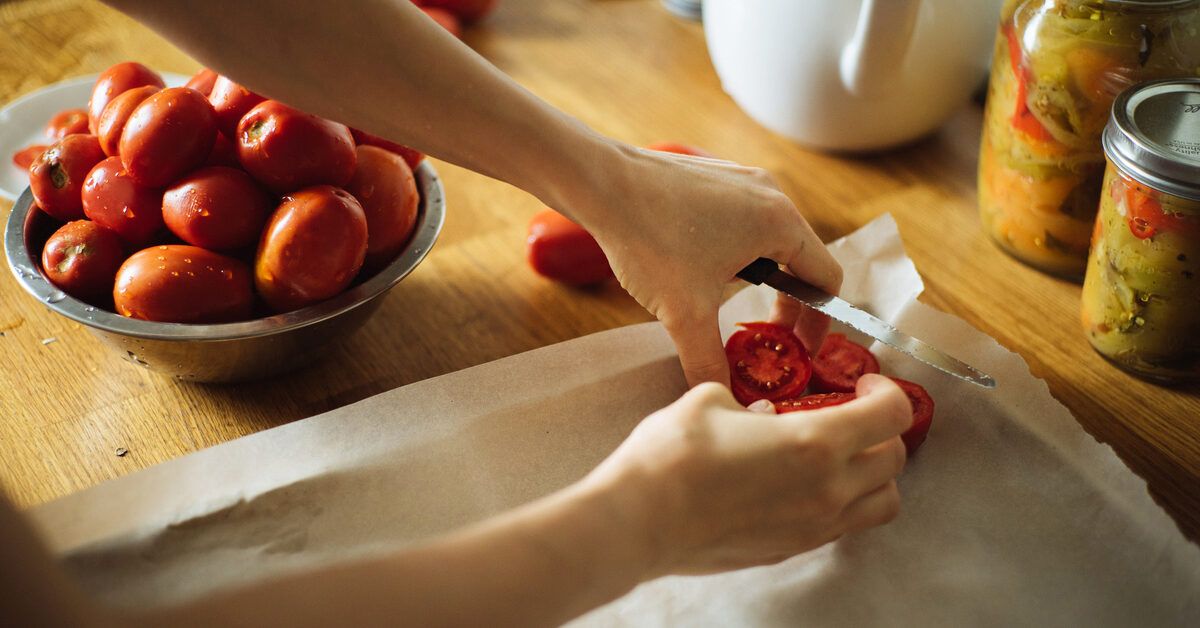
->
<box><xmin>576</xmin><ymin>458</ymin><xmax>678</xmax><ymax>581</ymax></box>
<box><xmin>518</xmin><ymin>121</ymin><xmax>632</xmax><ymax>231</ymax></box>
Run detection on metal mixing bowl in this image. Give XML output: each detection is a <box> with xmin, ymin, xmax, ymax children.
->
<box><xmin>5</xmin><ymin>163</ymin><xmax>445</xmax><ymax>383</ymax></box>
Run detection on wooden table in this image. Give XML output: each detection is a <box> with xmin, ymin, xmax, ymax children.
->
<box><xmin>2</xmin><ymin>0</ymin><xmax>1197</xmax><ymax>541</ymax></box>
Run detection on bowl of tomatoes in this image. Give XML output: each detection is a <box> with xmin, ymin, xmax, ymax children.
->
<box><xmin>4</xmin><ymin>63</ymin><xmax>445</xmax><ymax>383</ymax></box>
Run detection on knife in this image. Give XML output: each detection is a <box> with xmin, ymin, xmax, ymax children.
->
<box><xmin>737</xmin><ymin>258</ymin><xmax>996</xmax><ymax>389</ymax></box>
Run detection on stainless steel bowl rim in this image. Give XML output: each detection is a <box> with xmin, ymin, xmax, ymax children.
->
<box><xmin>5</xmin><ymin>162</ymin><xmax>446</xmax><ymax>342</ymax></box>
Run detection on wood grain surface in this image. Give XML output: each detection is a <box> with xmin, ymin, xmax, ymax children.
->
<box><xmin>1</xmin><ymin>0</ymin><xmax>1197</xmax><ymax>542</ymax></box>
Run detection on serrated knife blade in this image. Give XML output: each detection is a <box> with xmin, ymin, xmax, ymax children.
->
<box><xmin>737</xmin><ymin>258</ymin><xmax>996</xmax><ymax>388</ymax></box>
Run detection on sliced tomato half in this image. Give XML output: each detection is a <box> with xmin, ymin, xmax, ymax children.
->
<box><xmin>891</xmin><ymin>378</ymin><xmax>935</xmax><ymax>455</ymax></box>
<box><xmin>725</xmin><ymin>322</ymin><xmax>812</xmax><ymax>406</ymax></box>
<box><xmin>12</xmin><ymin>144</ymin><xmax>48</xmax><ymax>170</ymax></box>
<box><xmin>775</xmin><ymin>392</ymin><xmax>856</xmax><ymax>413</ymax></box>
<box><xmin>811</xmin><ymin>333</ymin><xmax>880</xmax><ymax>393</ymax></box>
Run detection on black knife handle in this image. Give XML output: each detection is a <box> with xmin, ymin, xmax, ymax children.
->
<box><xmin>736</xmin><ymin>257</ymin><xmax>779</xmax><ymax>285</ymax></box>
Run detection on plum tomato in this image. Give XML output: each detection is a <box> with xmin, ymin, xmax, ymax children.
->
<box><xmin>12</xmin><ymin>144</ymin><xmax>48</xmax><ymax>170</ymax></box>
<box><xmin>422</xmin><ymin>7</ymin><xmax>463</xmax><ymax>37</ymax></box>
<box><xmin>87</xmin><ymin>61</ymin><xmax>165</xmax><ymax>133</ymax></box>
<box><xmin>346</xmin><ymin>146</ymin><xmax>420</xmax><ymax>274</ymax></box>
<box><xmin>28</xmin><ymin>134</ymin><xmax>106</xmax><ymax>222</ymax></box>
<box><xmin>775</xmin><ymin>392</ymin><xmax>856</xmax><ymax>413</ymax></box>
<box><xmin>237</xmin><ymin>101</ymin><xmax>357</xmax><ymax>193</ymax></box>
<box><xmin>163</xmin><ymin>166</ymin><xmax>271</xmax><ymax>251</ymax></box>
<box><xmin>724</xmin><ymin>322</ymin><xmax>812</xmax><ymax>406</ymax></box>
<box><xmin>526</xmin><ymin>209</ymin><xmax>612</xmax><ymax>286</ymax></box>
<box><xmin>810</xmin><ymin>333</ymin><xmax>880</xmax><ymax>393</ymax></box>
<box><xmin>646</xmin><ymin>141</ymin><xmax>715</xmax><ymax>158</ymax></box>
<box><xmin>350</xmin><ymin>128</ymin><xmax>424</xmax><ymax>171</ymax></box>
<box><xmin>81</xmin><ymin>156</ymin><xmax>165</xmax><ymax>246</ymax></box>
<box><xmin>891</xmin><ymin>378</ymin><xmax>935</xmax><ymax>455</ymax></box>
<box><xmin>255</xmin><ymin>186</ymin><xmax>368</xmax><ymax>312</ymax></box>
<box><xmin>45</xmin><ymin>109</ymin><xmax>89</xmax><ymax>140</ymax></box>
<box><xmin>96</xmin><ymin>85</ymin><xmax>160</xmax><ymax>156</ymax></box>
<box><xmin>114</xmin><ymin>245</ymin><xmax>253</xmax><ymax>323</ymax></box>
<box><xmin>419</xmin><ymin>0</ymin><xmax>497</xmax><ymax>22</ymax></box>
<box><xmin>185</xmin><ymin>68</ymin><xmax>218</xmax><ymax>96</ymax></box>
<box><xmin>203</xmin><ymin>131</ymin><xmax>240</xmax><ymax>168</ymax></box>
<box><xmin>119</xmin><ymin>87</ymin><xmax>217</xmax><ymax>187</ymax></box>
<box><xmin>208</xmin><ymin>76</ymin><xmax>266</xmax><ymax>138</ymax></box>
<box><xmin>41</xmin><ymin>220</ymin><xmax>127</xmax><ymax>303</ymax></box>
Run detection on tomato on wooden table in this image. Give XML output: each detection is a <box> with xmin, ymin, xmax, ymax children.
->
<box><xmin>96</xmin><ymin>85</ymin><xmax>160</xmax><ymax>156</ymax></box>
<box><xmin>416</xmin><ymin>0</ymin><xmax>497</xmax><ymax>22</ymax></box>
<box><xmin>725</xmin><ymin>322</ymin><xmax>812</xmax><ymax>406</ymax></box>
<box><xmin>12</xmin><ymin>144</ymin><xmax>48</xmax><ymax>170</ymax></box>
<box><xmin>81</xmin><ymin>156</ymin><xmax>165</xmax><ymax>246</ymax></box>
<box><xmin>255</xmin><ymin>186</ymin><xmax>369</xmax><ymax>312</ymax></box>
<box><xmin>185</xmin><ymin>68</ymin><xmax>218</xmax><ymax>97</ymax></box>
<box><xmin>114</xmin><ymin>245</ymin><xmax>254</xmax><ymax>323</ymax></box>
<box><xmin>87</xmin><ymin>61</ymin><xmax>165</xmax><ymax>133</ymax></box>
<box><xmin>891</xmin><ymin>378</ymin><xmax>935</xmax><ymax>455</ymax></box>
<box><xmin>163</xmin><ymin>166</ymin><xmax>272</xmax><ymax>251</ymax></box>
<box><xmin>775</xmin><ymin>392</ymin><xmax>856</xmax><ymax>413</ymax></box>
<box><xmin>29</xmin><ymin>134</ymin><xmax>106</xmax><ymax>222</ymax></box>
<box><xmin>238</xmin><ymin>101</ymin><xmax>357</xmax><ymax>193</ymax></box>
<box><xmin>208</xmin><ymin>76</ymin><xmax>266</xmax><ymax>138</ymax></box>
<box><xmin>422</xmin><ymin>7</ymin><xmax>463</xmax><ymax>37</ymax></box>
<box><xmin>526</xmin><ymin>209</ymin><xmax>612</xmax><ymax>285</ymax></box>
<box><xmin>350</xmin><ymin>128</ymin><xmax>424</xmax><ymax>171</ymax></box>
<box><xmin>41</xmin><ymin>220</ymin><xmax>127</xmax><ymax>303</ymax></box>
<box><xmin>45</xmin><ymin>109</ymin><xmax>89</xmax><ymax>139</ymax></box>
<box><xmin>810</xmin><ymin>333</ymin><xmax>880</xmax><ymax>392</ymax></box>
<box><xmin>119</xmin><ymin>87</ymin><xmax>217</xmax><ymax>187</ymax></box>
<box><xmin>346</xmin><ymin>146</ymin><xmax>420</xmax><ymax>274</ymax></box>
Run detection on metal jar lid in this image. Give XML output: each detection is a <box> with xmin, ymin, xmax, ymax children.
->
<box><xmin>1103</xmin><ymin>78</ymin><xmax>1200</xmax><ymax>201</ymax></box>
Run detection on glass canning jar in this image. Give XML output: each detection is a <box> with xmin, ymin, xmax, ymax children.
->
<box><xmin>978</xmin><ymin>0</ymin><xmax>1200</xmax><ymax>279</ymax></box>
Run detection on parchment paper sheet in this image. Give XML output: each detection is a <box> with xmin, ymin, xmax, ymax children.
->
<box><xmin>31</xmin><ymin>215</ymin><xmax>1200</xmax><ymax>626</ymax></box>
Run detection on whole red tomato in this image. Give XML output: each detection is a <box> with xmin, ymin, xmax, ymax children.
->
<box><xmin>350</xmin><ymin>128</ymin><xmax>424</xmax><ymax>171</ymax></box>
<box><xmin>526</xmin><ymin>209</ymin><xmax>612</xmax><ymax>285</ymax></box>
<box><xmin>418</xmin><ymin>0</ymin><xmax>497</xmax><ymax>22</ymax></box>
<box><xmin>237</xmin><ymin>101</ymin><xmax>357</xmax><ymax>193</ymax></box>
<box><xmin>12</xmin><ymin>144</ymin><xmax>48</xmax><ymax>170</ymax></box>
<box><xmin>185</xmin><ymin>68</ymin><xmax>218</xmax><ymax>97</ymax></box>
<box><xmin>87</xmin><ymin>61</ymin><xmax>165</xmax><ymax>133</ymax></box>
<box><xmin>422</xmin><ymin>7</ymin><xmax>463</xmax><ymax>37</ymax></box>
<box><xmin>208</xmin><ymin>76</ymin><xmax>266</xmax><ymax>138</ymax></box>
<box><xmin>41</xmin><ymin>220</ymin><xmax>127</xmax><ymax>303</ymax></box>
<box><xmin>45</xmin><ymin>109</ymin><xmax>89</xmax><ymax>139</ymax></box>
<box><xmin>28</xmin><ymin>134</ymin><xmax>106</xmax><ymax>222</ymax></box>
<box><xmin>114</xmin><ymin>245</ymin><xmax>254</xmax><ymax>323</ymax></box>
<box><xmin>255</xmin><ymin>186</ymin><xmax>368</xmax><ymax>312</ymax></box>
<box><xmin>346</xmin><ymin>146</ymin><xmax>420</xmax><ymax>273</ymax></box>
<box><xmin>81</xmin><ymin>156</ymin><xmax>165</xmax><ymax>245</ymax></box>
<box><xmin>95</xmin><ymin>85</ymin><xmax>160</xmax><ymax>156</ymax></box>
<box><xmin>119</xmin><ymin>87</ymin><xmax>217</xmax><ymax>187</ymax></box>
<box><xmin>163</xmin><ymin>166</ymin><xmax>271</xmax><ymax>251</ymax></box>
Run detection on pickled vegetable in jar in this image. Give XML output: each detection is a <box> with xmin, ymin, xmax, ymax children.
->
<box><xmin>1082</xmin><ymin>79</ymin><xmax>1200</xmax><ymax>383</ymax></box>
<box><xmin>979</xmin><ymin>0</ymin><xmax>1200</xmax><ymax>279</ymax></box>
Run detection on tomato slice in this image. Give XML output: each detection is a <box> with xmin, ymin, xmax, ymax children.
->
<box><xmin>12</xmin><ymin>144</ymin><xmax>48</xmax><ymax>170</ymax></box>
<box><xmin>725</xmin><ymin>322</ymin><xmax>812</xmax><ymax>406</ymax></box>
<box><xmin>775</xmin><ymin>392</ymin><xmax>856</xmax><ymax>413</ymax></box>
<box><xmin>811</xmin><ymin>333</ymin><xmax>880</xmax><ymax>393</ymax></box>
<box><xmin>891</xmin><ymin>378</ymin><xmax>935</xmax><ymax>455</ymax></box>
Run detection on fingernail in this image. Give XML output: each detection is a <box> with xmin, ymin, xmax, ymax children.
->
<box><xmin>747</xmin><ymin>399</ymin><xmax>776</xmax><ymax>414</ymax></box>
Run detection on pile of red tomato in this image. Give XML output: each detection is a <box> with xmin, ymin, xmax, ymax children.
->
<box><xmin>15</xmin><ymin>62</ymin><xmax>425</xmax><ymax>324</ymax></box>
<box><xmin>725</xmin><ymin>323</ymin><xmax>936</xmax><ymax>455</ymax></box>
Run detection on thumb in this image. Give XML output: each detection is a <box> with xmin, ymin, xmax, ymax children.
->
<box><xmin>664</xmin><ymin>309</ymin><xmax>730</xmax><ymax>388</ymax></box>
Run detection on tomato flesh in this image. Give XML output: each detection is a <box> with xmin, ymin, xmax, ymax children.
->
<box><xmin>811</xmin><ymin>333</ymin><xmax>880</xmax><ymax>393</ymax></box>
<box><xmin>776</xmin><ymin>392</ymin><xmax>856</xmax><ymax>413</ymax></box>
<box><xmin>891</xmin><ymin>378</ymin><xmax>935</xmax><ymax>455</ymax></box>
<box><xmin>725</xmin><ymin>322</ymin><xmax>812</xmax><ymax>406</ymax></box>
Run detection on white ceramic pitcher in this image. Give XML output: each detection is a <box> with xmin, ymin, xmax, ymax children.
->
<box><xmin>704</xmin><ymin>0</ymin><xmax>1002</xmax><ymax>151</ymax></box>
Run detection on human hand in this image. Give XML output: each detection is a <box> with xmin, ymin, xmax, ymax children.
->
<box><xmin>584</xmin><ymin>374</ymin><xmax>910</xmax><ymax>577</ymax></box>
<box><xmin>560</xmin><ymin>142</ymin><xmax>842</xmax><ymax>388</ymax></box>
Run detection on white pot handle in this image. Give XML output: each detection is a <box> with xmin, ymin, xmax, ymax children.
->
<box><xmin>839</xmin><ymin>0</ymin><xmax>922</xmax><ymax>97</ymax></box>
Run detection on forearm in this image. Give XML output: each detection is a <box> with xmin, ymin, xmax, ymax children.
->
<box><xmin>144</xmin><ymin>475</ymin><xmax>654</xmax><ymax>627</ymax></box>
<box><xmin>101</xmin><ymin>0</ymin><xmax>614</xmax><ymax>215</ymax></box>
